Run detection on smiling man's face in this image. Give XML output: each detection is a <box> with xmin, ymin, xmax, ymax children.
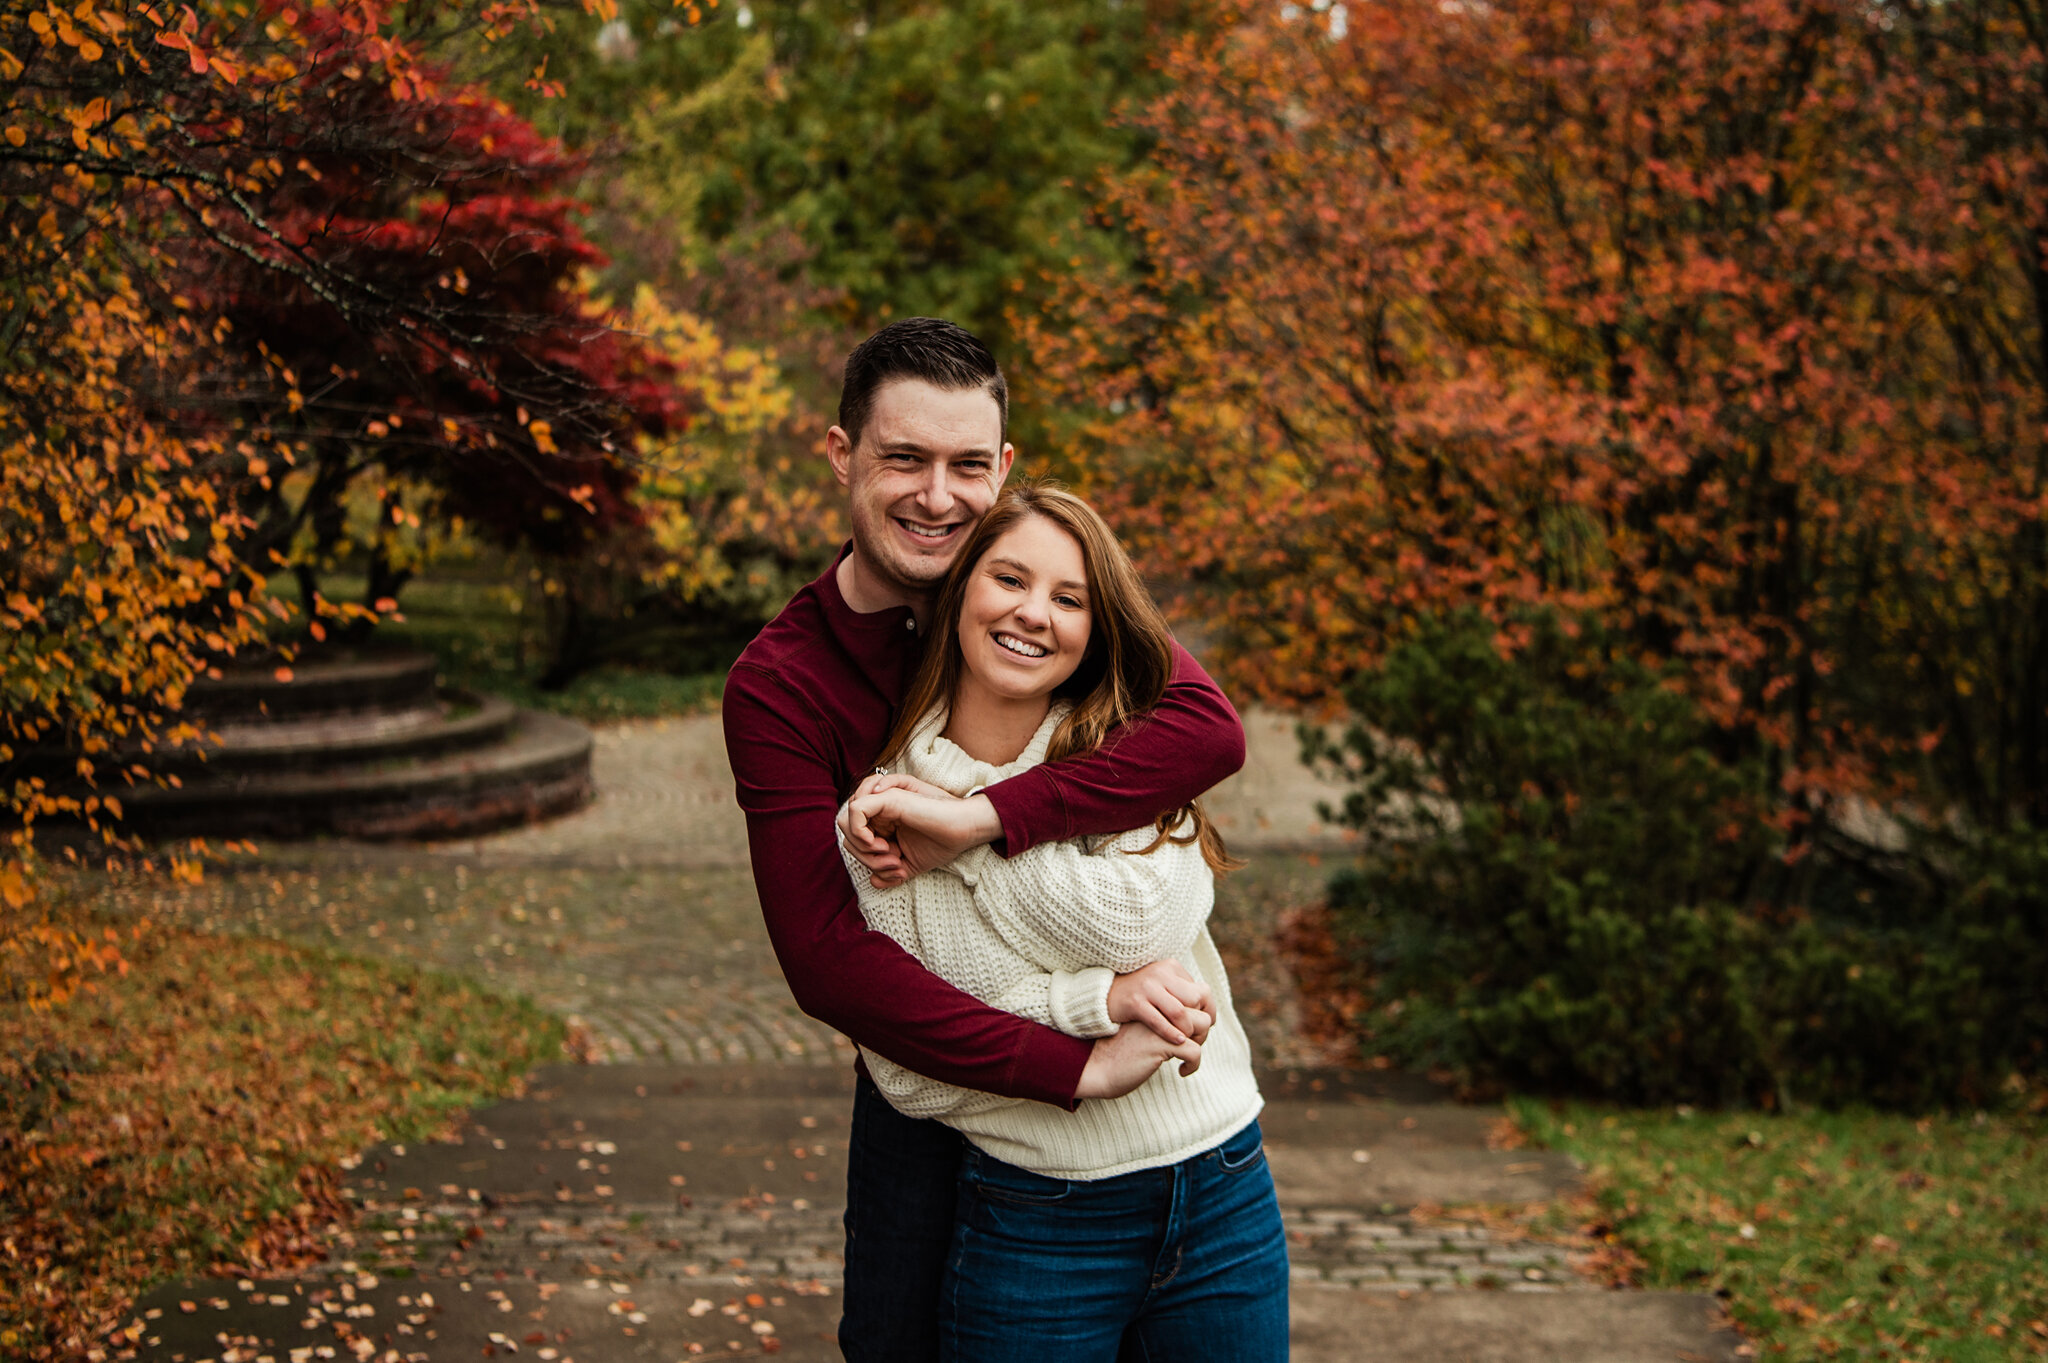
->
<box><xmin>827</xmin><ymin>377</ymin><xmax>1015</xmax><ymax>610</ymax></box>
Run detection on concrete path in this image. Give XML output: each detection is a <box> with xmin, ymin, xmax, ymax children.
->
<box><xmin>123</xmin><ymin>711</ymin><xmax>1742</xmax><ymax>1362</ymax></box>
<box><xmin>414</xmin><ymin>708</ymin><xmax>1358</xmax><ymax>868</ymax></box>
<box><xmin>129</xmin><ymin>1065</ymin><xmax>1738</xmax><ymax>1362</ymax></box>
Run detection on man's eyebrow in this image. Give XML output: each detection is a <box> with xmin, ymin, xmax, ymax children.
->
<box><xmin>986</xmin><ymin>556</ymin><xmax>1088</xmax><ymax>593</ymax></box>
<box><xmin>874</xmin><ymin>439</ymin><xmax>999</xmax><ymax>460</ymax></box>
<box><xmin>871</xmin><ymin>440</ymin><xmax>930</xmax><ymax>456</ymax></box>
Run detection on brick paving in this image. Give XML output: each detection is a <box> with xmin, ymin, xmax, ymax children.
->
<box><xmin>118</xmin><ymin>710</ymin><xmax>1743</xmax><ymax>1363</ymax></box>
<box><xmin>121</xmin><ymin>711</ymin><xmax>1352</xmax><ymax>1073</ymax></box>
<box><xmin>1283</xmin><ymin>1210</ymin><xmax>1587</xmax><ymax>1291</ymax></box>
<box><xmin>332</xmin><ymin>1198</ymin><xmax>1590</xmax><ymax>1297</ymax></box>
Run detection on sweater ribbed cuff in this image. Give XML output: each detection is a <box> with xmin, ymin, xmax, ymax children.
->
<box><xmin>1048</xmin><ymin>966</ymin><xmax>1118</xmax><ymax>1039</ymax></box>
<box><xmin>946</xmin><ymin>842</ymin><xmax>997</xmax><ymax>886</ymax></box>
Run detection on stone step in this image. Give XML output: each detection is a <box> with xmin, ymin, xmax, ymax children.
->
<box><xmin>114</xmin><ymin>709</ymin><xmax>593</xmax><ymax>840</ymax></box>
<box><xmin>182</xmin><ymin>649</ymin><xmax>440</xmax><ymax>721</ymax></box>
<box><xmin>156</xmin><ymin>693</ymin><xmax>520</xmax><ymax>773</ymax></box>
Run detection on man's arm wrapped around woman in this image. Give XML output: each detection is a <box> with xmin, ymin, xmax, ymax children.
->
<box><xmin>837</xmin><ymin>820</ymin><xmax>1124</xmax><ymax>1118</ymax></box>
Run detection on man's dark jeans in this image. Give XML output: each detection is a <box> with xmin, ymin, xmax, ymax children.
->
<box><xmin>840</xmin><ymin>1073</ymin><xmax>965</xmax><ymax>1362</ymax></box>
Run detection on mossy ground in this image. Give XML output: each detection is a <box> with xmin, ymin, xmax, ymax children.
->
<box><xmin>1515</xmin><ymin>1099</ymin><xmax>2048</xmax><ymax>1361</ymax></box>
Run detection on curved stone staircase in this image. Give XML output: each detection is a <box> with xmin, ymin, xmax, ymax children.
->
<box><xmin>112</xmin><ymin>651</ymin><xmax>593</xmax><ymax>840</ymax></box>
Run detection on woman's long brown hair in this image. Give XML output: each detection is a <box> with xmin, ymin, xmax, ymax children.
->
<box><xmin>875</xmin><ymin>482</ymin><xmax>1240</xmax><ymax>875</ymax></box>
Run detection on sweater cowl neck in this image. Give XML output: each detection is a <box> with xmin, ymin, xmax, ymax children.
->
<box><xmin>903</xmin><ymin>702</ymin><xmax>1074</xmax><ymax>796</ymax></box>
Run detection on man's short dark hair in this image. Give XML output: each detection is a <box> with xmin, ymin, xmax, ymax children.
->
<box><xmin>837</xmin><ymin>317</ymin><xmax>1007</xmax><ymax>449</ymax></box>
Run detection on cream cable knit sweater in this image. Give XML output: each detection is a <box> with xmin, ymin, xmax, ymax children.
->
<box><xmin>839</xmin><ymin>703</ymin><xmax>1261</xmax><ymax>1180</ymax></box>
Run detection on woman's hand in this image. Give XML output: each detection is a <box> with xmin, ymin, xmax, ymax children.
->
<box><xmin>1074</xmin><ymin>1021</ymin><xmax>1203</xmax><ymax>1100</ymax></box>
<box><xmin>850</xmin><ymin>771</ymin><xmax>953</xmax><ymax>804</ymax></box>
<box><xmin>840</xmin><ymin>774</ymin><xmax>1002</xmax><ymax>887</ymax></box>
<box><xmin>1107</xmin><ymin>960</ymin><xmax>1215</xmax><ymax>1048</ymax></box>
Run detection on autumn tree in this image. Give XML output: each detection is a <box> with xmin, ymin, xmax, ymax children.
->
<box><xmin>1</xmin><ymin>0</ymin><xmax>743</xmax><ymax>986</ymax></box>
<box><xmin>122</xmin><ymin>2</ymin><xmax>723</xmax><ymax>633</ymax></box>
<box><xmin>1031</xmin><ymin>0</ymin><xmax>2048</xmax><ymax>832</ymax></box>
<box><xmin>1842</xmin><ymin>0</ymin><xmax>2048</xmax><ymax>830</ymax></box>
<box><xmin>2</xmin><ymin>0</ymin><xmax>274</xmax><ymax>1009</ymax></box>
<box><xmin>499</xmin><ymin>0</ymin><xmax>1211</xmax><ymax>420</ymax></box>
<box><xmin>1025</xmin><ymin>0</ymin><xmax>2048</xmax><ymax>1103</ymax></box>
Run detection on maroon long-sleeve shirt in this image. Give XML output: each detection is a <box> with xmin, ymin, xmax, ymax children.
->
<box><xmin>723</xmin><ymin>547</ymin><xmax>1247</xmax><ymax>1109</ymax></box>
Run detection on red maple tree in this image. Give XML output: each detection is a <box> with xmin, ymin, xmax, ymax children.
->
<box><xmin>1029</xmin><ymin>0</ymin><xmax>2048</xmax><ymax>828</ymax></box>
<box><xmin>159</xmin><ymin>2</ymin><xmax>700</xmax><ymax>612</ymax></box>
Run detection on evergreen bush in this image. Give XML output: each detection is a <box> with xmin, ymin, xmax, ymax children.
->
<box><xmin>1314</xmin><ymin>611</ymin><xmax>2046</xmax><ymax>1108</ymax></box>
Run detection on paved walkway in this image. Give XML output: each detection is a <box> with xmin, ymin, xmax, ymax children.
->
<box><xmin>148</xmin><ymin>712</ymin><xmax>1357</xmax><ymax>1074</ymax></box>
<box><xmin>414</xmin><ymin>707</ymin><xmax>1359</xmax><ymax>868</ymax></box>
<box><xmin>124</xmin><ymin>711</ymin><xmax>1741</xmax><ymax>1362</ymax></box>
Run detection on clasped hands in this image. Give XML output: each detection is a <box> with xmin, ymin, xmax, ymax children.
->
<box><xmin>840</xmin><ymin>770</ymin><xmax>1000</xmax><ymax>887</ymax></box>
<box><xmin>840</xmin><ymin>773</ymin><xmax>1216</xmax><ymax>1102</ymax></box>
<box><xmin>1079</xmin><ymin>959</ymin><xmax>1217</xmax><ymax>1098</ymax></box>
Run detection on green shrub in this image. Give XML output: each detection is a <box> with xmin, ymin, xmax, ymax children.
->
<box><xmin>1313</xmin><ymin>611</ymin><xmax>2046</xmax><ymax>1109</ymax></box>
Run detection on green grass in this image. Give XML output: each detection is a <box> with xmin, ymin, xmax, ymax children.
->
<box><xmin>1514</xmin><ymin>1099</ymin><xmax>2048</xmax><ymax>1361</ymax></box>
<box><xmin>2</xmin><ymin>881</ymin><xmax>564</xmax><ymax>1358</ymax></box>
<box><xmin>294</xmin><ymin>572</ymin><xmax>727</xmax><ymax>721</ymax></box>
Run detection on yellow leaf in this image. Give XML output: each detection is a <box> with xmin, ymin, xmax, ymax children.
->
<box><xmin>0</xmin><ymin>864</ymin><xmax>30</xmax><ymax>910</ymax></box>
<box><xmin>4</xmin><ymin>127</ymin><xmax>24</xmax><ymax>147</ymax></box>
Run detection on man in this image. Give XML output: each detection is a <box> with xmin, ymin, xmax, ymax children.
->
<box><xmin>722</xmin><ymin>318</ymin><xmax>1246</xmax><ymax>1360</ymax></box>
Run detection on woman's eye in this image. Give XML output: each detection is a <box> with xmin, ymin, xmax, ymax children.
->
<box><xmin>995</xmin><ymin>573</ymin><xmax>1022</xmax><ymax>588</ymax></box>
<box><xmin>1055</xmin><ymin>595</ymin><xmax>1084</xmax><ymax>610</ymax></box>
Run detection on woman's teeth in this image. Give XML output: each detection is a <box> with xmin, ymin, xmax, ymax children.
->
<box><xmin>995</xmin><ymin>634</ymin><xmax>1048</xmax><ymax>658</ymax></box>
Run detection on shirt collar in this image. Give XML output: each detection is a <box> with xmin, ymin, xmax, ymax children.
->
<box><xmin>817</xmin><ymin>541</ymin><xmax>923</xmax><ymax>689</ymax></box>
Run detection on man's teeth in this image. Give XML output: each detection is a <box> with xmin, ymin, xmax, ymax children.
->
<box><xmin>996</xmin><ymin>634</ymin><xmax>1048</xmax><ymax>658</ymax></box>
<box><xmin>902</xmin><ymin>522</ymin><xmax>953</xmax><ymax>540</ymax></box>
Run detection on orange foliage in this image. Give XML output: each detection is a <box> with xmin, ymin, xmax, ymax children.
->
<box><xmin>0</xmin><ymin>906</ymin><xmax>558</xmax><ymax>1358</ymax></box>
<box><xmin>0</xmin><ymin>159</ymin><xmax>270</xmax><ymax>998</ymax></box>
<box><xmin>1029</xmin><ymin>0</ymin><xmax>2048</xmax><ymax>824</ymax></box>
<box><xmin>0</xmin><ymin>0</ymin><xmax>747</xmax><ymax>971</ymax></box>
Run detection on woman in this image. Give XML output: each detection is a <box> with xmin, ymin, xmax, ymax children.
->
<box><xmin>835</xmin><ymin>484</ymin><xmax>1288</xmax><ymax>1362</ymax></box>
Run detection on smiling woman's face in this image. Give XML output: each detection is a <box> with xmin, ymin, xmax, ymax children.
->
<box><xmin>954</xmin><ymin>514</ymin><xmax>1093</xmax><ymax>704</ymax></box>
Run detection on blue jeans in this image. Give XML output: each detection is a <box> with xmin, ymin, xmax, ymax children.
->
<box><xmin>840</xmin><ymin>1074</ymin><xmax>964</xmax><ymax>1362</ymax></box>
<box><xmin>940</xmin><ymin>1120</ymin><xmax>1290</xmax><ymax>1363</ymax></box>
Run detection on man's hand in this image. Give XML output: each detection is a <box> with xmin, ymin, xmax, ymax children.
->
<box><xmin>1074</xmin><ymin>1021</ymin><xmax>1202</xmax><ymax>1100</ymax></box>
<box><xmin>1107</xmin><ymin>960</ymin><xmax>1215</xmax><ymax>1048</ymax></box>
<box><xmin>839</xmin><ymin>773</ymin><xmax>1002</xmax><ymax>888</ymax></box>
